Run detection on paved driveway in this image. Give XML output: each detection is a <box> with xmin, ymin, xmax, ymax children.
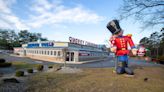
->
<box><xmin>66</xmin><ymin>57</ymin><xmax>162</xmax><ymax>68</ymax></box>
<box><xmin>0</xmin><ymin>53</ymin><xmax>162</xmax><ymax>68</ymax></box>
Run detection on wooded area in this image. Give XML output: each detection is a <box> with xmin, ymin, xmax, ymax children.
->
<box><xmin>119</xmin><ymin>0</ymin><xmax>164</xmax><ymax>61</ymax></box>
<box><xmin>139</xmin><ymin>28</ymin><xmax>164</xmax><ymax>60</ymax></box>
<box><xmin>0</xmin><ymin>29</ymin><xmax>47</xmax><ymax>50</ymax></box>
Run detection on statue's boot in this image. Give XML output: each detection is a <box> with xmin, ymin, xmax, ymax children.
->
<box><xmin>125</xmin><ymin>67</ymin><xmax>134</xmax><ymax>75</ymax></box>
<box><xmin>116</xmin><ymin>66</ymin><xmax>125</xmax><ymax>74</ymax></box>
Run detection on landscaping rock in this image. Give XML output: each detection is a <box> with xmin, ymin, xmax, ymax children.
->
<box><xmin>58</xmin><ymin>67</ymin><xmax>82</xmax><ymax>73</ymax></box>
<box><xmin>54</xmin><ymin>66</ymin><xmax>62</xmax><ymax>71</ymax></box>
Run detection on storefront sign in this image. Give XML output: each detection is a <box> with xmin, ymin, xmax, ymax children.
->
<box><xmin>27</xmin><ymin>42</ymin><xmax>54</xmax><ymax>48</ymax></box>
<box><xmin>69</xmin><ymin>37</ymin><xmax>98</xmax><ymax>47</ymax></box>
<box><xmin>79</xmin><ymin>51</ymin><xmax>90</xmax><ymax>56</ymax></box>
<box><xmin>79</xmin><ymin>53</ymin><xmax>90</xmax><ymax>56</ymax></box>
<box><xmin>27</xmin><ymin>43</ymin><xmax>39</xmax><ymax>48</ymax></box>
<box><xmin>41</xmin><ymin>42</ymin><xmax>54</xmax><ymax>47</ymax></box>
<box><xmin>54</xmin><ymin>42</ymin><xmax>68</xmax><ymax>47</ymax></box>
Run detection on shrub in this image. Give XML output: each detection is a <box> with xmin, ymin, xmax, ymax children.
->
<box><xmin>0</xmin><ymin>58</ymin><xmax>5</xmax><ymax>63</ymax></box>
<box><xmin>48</xmin><ymin>65</ymin><xmax>53</xmax><ymax>68</ymax></box>
<box><xmin>15</xmin><ymin>71</ymin><xmax>24</xmax><ymax>77</ymax></box>
<box><xmin>27</xmin><ymin>68</ymin><xmax>33</xmax><ymax>73</ymax></box>
<box><xmin>3</xmin><ymin>78</ymin><xmax>19</xmax><ymax>83</ymax></box>
<box><xmin>16</xmin><ymin>53</ymin><xmax>20</xmax><ymax>55</ymax></box>
<box><xmin>0</xmin><ymin>62</ymin><xmax>12</xmax><ymax>67</ymax></box>
<box><xmin>36</xmin><ymin>65</ymin><xmax>44</xmax><ymax>71</ymax></box>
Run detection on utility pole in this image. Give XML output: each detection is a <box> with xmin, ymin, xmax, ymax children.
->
<box><xmin>63</xmin><ymin>48</ymin><xmax>67</xmax><ymax>67</ymax></box>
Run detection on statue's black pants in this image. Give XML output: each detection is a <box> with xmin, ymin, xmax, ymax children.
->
<box><xmin>116</xmin><ymin>62</ymin><xmax>134</xmax><ymax>75</ymax></box>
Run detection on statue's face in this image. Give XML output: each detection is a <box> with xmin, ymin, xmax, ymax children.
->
<box><xmin>118</xmin><ymin>30</ymin><xmax>123</xmax><ymax>36</ymax></box>
<box><xmin>114</xmin><ymin>30</ymin><xmax>123</xmax><ymax>37</ymax></box>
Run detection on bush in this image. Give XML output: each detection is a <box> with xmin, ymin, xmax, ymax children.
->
<box><xmin>0</xmin><ymin>58</ymin><xmax>5</xmax><ymax>63</ymax></box>
<box><xmin>0</xmin><ymin>62</ymin><xmax>12</xmax><ymax>67</ymax></box>
<box><xmin>16</xmin><ymin>53</ymin><xmax>20</xmax><ymax>55</ymax></box>
<box><xmin>27</xmin><ymin>68</ymin><xmax>33</xmax><ymax>73</ymax></box>
<box><xmin>3</xmin><ymin>78</ymin><xmax>19</xmax><ymax>83</ymax></box>
<box><xmin>48</xmin><ymin>65</ymin><xmax>53</xmax><ymax>69</ymax></box>
<box><xmin>36</xmin><ymin>65</ymin><xmax>44</xmax><ymax>71</ymax></box>
<box><xmin>15</xmin><ymin>71</ymin><xmax>24</xmax><ymax>77</ymax></box>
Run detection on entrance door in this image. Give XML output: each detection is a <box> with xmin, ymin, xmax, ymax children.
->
<box><xmin>66</xmin><ymin>52</ymin><xmax>74</xmax><ymax>62</ymax></box>
<box><xmin>66</xmin><ymin>52</ymin><xmax>70</xmax><ymax>61</ymax></box>
<box><xmin>70</xmin><ymin>52</ymin><xmax>74</xmax><ymax>61</ymax></box>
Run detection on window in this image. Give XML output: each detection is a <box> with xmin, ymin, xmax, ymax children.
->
<box><xmin>47</xmin><ymin>51</ymin><xmax>49</xmax><ymax>55</ymax></box>
<box><xmin>51</xmin><ymin>51</ymin><xmax>53</xmax><ymax>55</ymax></box>
<box><xmin>39</xmin><ymin>50</ymin><xmax>41</xmax><ymax>54</ymax></box>
<box><xmin>54</xmin><ymin>51</ymin><xmax>56</xmax><ymax>56</ymax></box>
<box><xmin>57</xmin><ymin>51</ymin><xmax>61</xmax><ymax>56</ymax></box>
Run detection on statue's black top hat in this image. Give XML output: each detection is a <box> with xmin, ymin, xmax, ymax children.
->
<box><xmin>106</xmin><ymin>19</ymin><xmax>122</xmax><ymax>34</ymax></box>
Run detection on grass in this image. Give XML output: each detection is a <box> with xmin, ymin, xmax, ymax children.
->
<box><xmin>0</xmin><ymin>54</ymin><xmax>10</xmax><ymax>59</ymax></box>
<box><xmin>11</xmin><ymin>61</ymin><xmax>40</xmax><ymax>70</ymax></box>
<box><xmin>11</xmin><ymin>61</ymin><xmax>62</xmax><ymax>70</ymax></box>
<box><xmin>26</xmin><ymin>66</ymin><xmax>164</xmax><ymax>92</ymax></box>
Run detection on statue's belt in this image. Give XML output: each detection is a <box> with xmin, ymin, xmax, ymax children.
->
<box><xmin>118</xmin><ymin>48</ymin><xmax>127</xmax><ymax>50</ymax></box>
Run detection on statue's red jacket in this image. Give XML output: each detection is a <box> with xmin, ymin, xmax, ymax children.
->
<box><xmin>110</xmin><ymin>35</ymin><xmax>135</xmax><ymax>56</ymax></box>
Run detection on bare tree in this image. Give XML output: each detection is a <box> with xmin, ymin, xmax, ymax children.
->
<box><xmin>119</xmin><ymin>0</ymin><xmax>164</xmax><ymax>29</ymax></box>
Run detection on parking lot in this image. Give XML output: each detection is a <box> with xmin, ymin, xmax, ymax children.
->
<box><xmin>0</xmin><ymin>53</ymin><xmax>162</xmax><ymax>69</ymax></box>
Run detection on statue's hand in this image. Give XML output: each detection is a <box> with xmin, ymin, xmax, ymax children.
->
<box><xmin>110</xmin><ymin>46</ymin><xmax>117</xmax><ymax>53</ymax></box>
<box><xmin>131</xmin><ymin>48</ymin><xmax>138</xmax><ymax>56</ymax></box>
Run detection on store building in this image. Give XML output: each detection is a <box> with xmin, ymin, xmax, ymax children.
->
<box><xmin>14</xmin><ymin>37</ymin><xmax>109</xmax><ymax>63</ymax></box>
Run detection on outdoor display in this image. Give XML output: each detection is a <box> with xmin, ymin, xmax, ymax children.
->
<box><xmin>137</xmin><ymin>45</ymin><xmax>146</xmax><ymax>57</ymax></box>
<box><xmin>107</xmin><ymin>19</ymin><xmax>138</xmax><ymax>75</ymax></box>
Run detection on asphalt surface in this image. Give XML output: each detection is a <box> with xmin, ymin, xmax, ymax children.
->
<box><xmin>1</xmin><ymin>53</ymin><xmax>162</xmax><ymax>69</ymax></box>
<box><xmin>67</xmin><ymin>57</ymin><xmax>162</xmax><ymax>68</ymax></box>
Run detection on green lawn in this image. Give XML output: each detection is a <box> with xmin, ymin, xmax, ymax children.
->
<box><xmin>11</xmin><ymin>61</ymin><xmax>40</xmax><ymax>70</ymax></box>
<box><xmin>11</xmin><ymin>61</ymin><xmax>62</xmax><ymax>70</ymax></box>
<box><xmin>26</xmin><ymin>66</ymin><xmax>164</xmax><ymax>92</ymax></box>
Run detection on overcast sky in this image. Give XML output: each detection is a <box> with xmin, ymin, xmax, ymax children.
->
<box><xmin>0</xmin><ymin>0</ymin><xmax>161</xmax><ymax>46</ymax></box>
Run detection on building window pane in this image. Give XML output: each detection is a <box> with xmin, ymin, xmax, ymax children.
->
<box><xmin>54</xmin><ymin>51</ymin><xmax>56</xmax><ymax>56</ymax></box>
<box><xmin>51</xmin><ymin>51</ymin><xmax>53</xmax><ymax>55</ymax></box>
<box><xmin>58</xmin><ymin>51</ymin><xmax>61</xmax><ymax>56</ymax></box>
<box><xmin>44</xmin><ymin>50</ymin><xmax>46</xmax><ymax>55</ymax></box>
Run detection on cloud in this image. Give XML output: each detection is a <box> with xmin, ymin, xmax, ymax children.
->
<box><xmin>0</xmin><ymin>0</ymin><xmax>104</xmax><ymax>30</ymax></box>
<box><xmin>0</xmin><ymin>0</ymin><xmax>15</xmax><ymax>14</ymax></box>
<box><xmin>27</xmin><ymin>0</ymin><xmax>104</xmax><ymax>28</ymax></box>
<box><xmin>0</xmin><ymin>0</ymin><xmax>29</xmax><ymax>30</ymax></box>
